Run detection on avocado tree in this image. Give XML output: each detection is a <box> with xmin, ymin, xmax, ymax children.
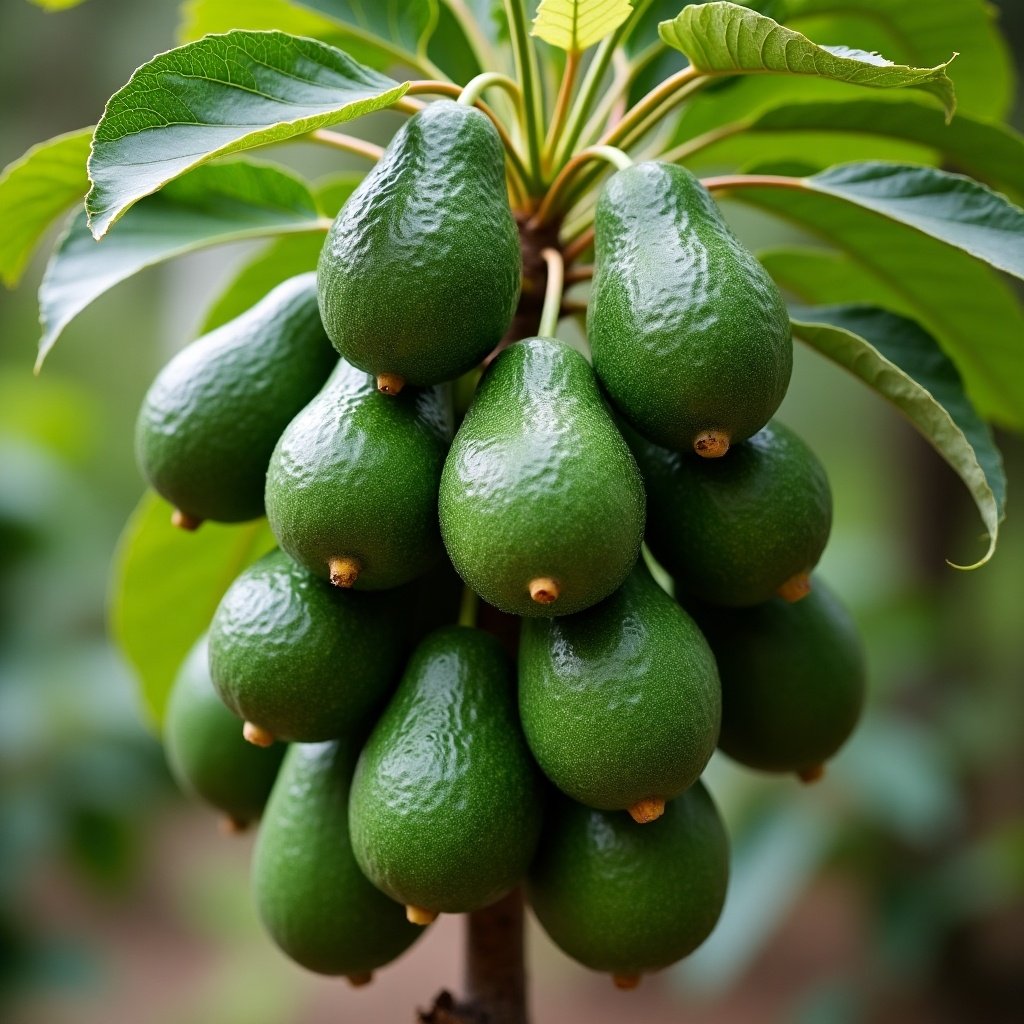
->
<box><xmin>2</xmin><ymin>1</ymin><xmax>1021</xmax><ymax>1021</ymax></box>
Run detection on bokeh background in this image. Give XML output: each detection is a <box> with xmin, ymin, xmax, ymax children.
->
<box><xmin>1</xmin><ymin>2</ymin><xmax>1022</xmax><ymax>1022</ymax></box>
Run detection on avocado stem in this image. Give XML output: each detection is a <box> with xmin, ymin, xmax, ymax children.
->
<box><xmin>693</xmin><ymin>431</ymin><xmax>730</xmax><ymax>459</ymax></box>
<box><xmin>798</xmin><ymin>764</ymin><xmax>826</xmax><ymax>785</ymax></box>
<box><xmin>329</xmin><ymin>556</ymin><xmax>361</xmax><ymax>589</ymax></box>
<box><xmin>528</xmin><ymin>577</ymin><xmax>560</xmax><ymax>605</ymax></box>
<box><xmin>627</xmin><ymin>798</ymin><xmax>666</xmax><ymax>824</ymax></box>
<box><xmin>777</xmin><ymin>571</ymin><xmax>812</xmax><ymax>603</ymax></box>
<box><xmin>376</xmin><ymin>372</ymin><xmax>406</xmax><ymax>396</ymax></box>
<box><xmin>612</xmin><ymin>973</ymin><xmax>641</xmax><ymax>990</ymax></box>
<box><xmin>406</xmin><ymin>905</ymin><xmax>438</xmax><ymax>926</ymax></box>
<box><xmin>242</xmin><ymin>722</ymin><xmax>275</xmax><ymax>748</ymax></box>
<box><xmin>170</xmin><ymin>509</ymin><xmax>202</xmax><ymax>532</ymax></box>
<box><xmin>346</xmin><ymin>972</ymin><xmax>374</xmax><ymax>988</ymax></box>
<box><xmin>218</xmin><ymin>815</ymin><xmax>248</xmax><ymax>836</ymax></box>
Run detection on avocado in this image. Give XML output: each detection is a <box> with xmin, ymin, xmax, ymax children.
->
<box><xmin>252</xmin><ymin>739</ymin><xmax>423</xmax><ymax>981</ymax></box>
<box><xmin>163</xmin><ymin>635</ymin><xmax>283</xmax><ymax>829</ymax></box>
<box><xmin>625</xmin><ymin>420</ymin><xmax>832</xmax><ymax>607</ymax></box>
<box><xmin>689</xmin><ymin>579</ymin><xmax>866</xmax><ymax>779</ymax></box>
<box><xmin>208</xmin><ymin>549</ymin><xmax>408</xmax><ymax>744</ymax></box>
<box><xmin>136</xmin><ymin>274</ymin><xmax>335</xmax><ymax>526</ymax></box>
<box><xmin>348</xmin><ymin>626</ymin><xmax>543</xmax><ymax>922</ymax></box>
<box><xmin>588</xmin><ymin>162</ymin><xmax>791</xmax><ymax>456</ymax></box>
<box><xmin>519</xmin><ymin>563</ymin><xmax>720</xmax><ymax>822</ymax></box>
<box><xmin>318</xmin><ymin>100</ymin><xmax>521</xmax><ymax>391</ymax></box>
<box><xmin>265</xmin><ymin>358</ymin><xmax>453</xmax><ymax>591</ymax></box>
<box><xmin>438</xmin><ymin>337</ymin><xmax>645</xmax><ymax>617</ymax></box>
<box><xmin>527</xmin><ymin>782</ymin><xmax>729</xmax><ymax>987</ymax></box>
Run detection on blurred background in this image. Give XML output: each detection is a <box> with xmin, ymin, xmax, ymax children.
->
<box><xmin>1</xmin><ymin>1</ymin><xmax>1022</xmax><ymax>1022</ymax></box>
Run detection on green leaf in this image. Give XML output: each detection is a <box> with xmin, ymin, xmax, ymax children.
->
<box><xmin>790</xmin><ymin>304</ymin><xmax>1004</xmax><ymax>568</ymax></box>
<box><xmin>178</xmin><ymin>0</ymin><xmax>357</xmax><ymax>49</ymax></box>
<box><xmin>86</xmin><ymin>30</ymin><xmax>409</xmax><ymax>239</ymax></box>
<box><xmin>293</xmin><ymin>0</ymin><xmax>440</xmax><ymax>64</ymax></box>
<box><xmin>39</xmin><ymin>160</ymin><xmax>326</xmax><ymax>369</ymax></box>
<box><xmin>110</xmin><ymin>492</ymin><xmax>275</xmax><ymax>728</ymax></box>
<box><xmin>28</xmin><ymin>0</ymin><xmax>90</xmax><ymax>8</ymax></box>
<box><xmin>531</xmin><ymin>0</ymin><xmax>633</xmax><ymax>52</ymax></box>
<box><xmin>0</xmin><ymin>128</ymin><xmax>92</xmax><ymax>287</ymax></box>
<box><xmin>659</xmin><ymin>1</ymin><xmax>956</xmax><ymax>119</ymax></box>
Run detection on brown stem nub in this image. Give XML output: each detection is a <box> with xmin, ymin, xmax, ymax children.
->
<box><xmin>693</xmin><ymin>430</ymin><xmax>730</xmax><ymax>459</ymax></box>
<box><xmin>171</xmin><ymin>509</ymin><xmax>202</xmax><ymax>532</ymax></box>
<box><xmin>529</xmin><ymin>577</ymin><xmax>560</xmax><ymax>605</ymax></box>
<box><xmin>627</xmin><ymin>797</ymin><xmax>665</xmax><ymax>824</ymax></box>
<box><xmin>219</xmin><ymin>814</ymin><xmax>248</xmax><ymax>836</ymax></box>
<box><xmin>376</xmin><ymin>372</ymin><xmax>406</xmax><ymax>396</ymax></box>
<box><xmin>346</xmin><ymin>972</ymin><xmax>374</xmax><ymax>988</ymax></box>
<box><xmin>777</xmin><ymin>571</ymin><xmax>812</xmax><ymax>603</ymax></box>
<box><xmin>407</xmin><ymin>905</ymin><xmax>438</xmax><ymax>926</ymax></box>
<box><xmin>798</xmin><ymin>764</ymin><xmax>826</xmax><ymax>784</ymax></box>
<box><xmin>329</xmin><ymin>556</ymin><xmax>361</xmax><ymax>589</ymax></box>
<box><xmin>242</xmin><ymin>721</ymin><xmax>275</xmax><ymax>748</ymax></box>
<box><xmin>612</xmin><ymin>974</ymin><xmax>641</xmax><ymax>990</ymax></box>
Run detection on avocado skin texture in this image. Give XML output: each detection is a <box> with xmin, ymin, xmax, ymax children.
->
<box><xmin>588</xmin><ymin>162</ymin><xmax>792</xmax><ymax>452</ymax></box>
<box><xmin>349</xmin><ymin>626</ymin><xmax>543</xmax><ymax>915</ymax></box>
<box><xmin>519</xmin><ymin>563</ymin><xmax>720</xmax><ymax>811</ymax></box>
<box><xmin>209</xmin><ymin>549</ymin><xmax>408</xmax><ymax>742</ymax></box>
<box><xmin>252</xmin><ymin>739</ymin><xmax>423</xmax><ymax>976</ymax></box>
<box><xmin>438</xmin><ymin>337</ymin><xmax>646</xmax><ymax>617</ymax></box>
<box><xmin>527</xmin><ymin>782</ymin><xmax>729</xmax><ymax>976</ymax></box>
<box><xmin>689</xmin><ymin>579</ymin><xmax>866</xmax><ymax>774</ymax></box>
<box><xmin>163</xmin><ymin>636</ymin><xmax>283</xmax><ymax>825</ymax></box>
<box><xmin>625</xmin><ymin>420</ymin><xmax>832</xmax><ymax>607</ymax></box>
<box><xmin>265</xmin><ymin>359</ymin><xmax>453</xmax><ymax>590</ymax></box>
<box><xmin>136</xmin><ymin>274</ymin><xmax>335</xmax><ymax>523</ymax></box>
<box><xmin>318</xmin><ymin>100</ymin><xmax>521</xmax><ymax>386</ymax></box>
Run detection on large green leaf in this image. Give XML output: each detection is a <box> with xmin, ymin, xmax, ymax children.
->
<box><xmin>0</xmin><ymin>128</ymin><xmax>92</xmax><ymax>287</ymax></box>
<box><xmin>110</xmin><ymin>492</ymin><xmax>275</xmax><ymax>728</ymax></box>
<box><xmin>39</xmin><ymin>160</ymin><xmax>326</xmax><ymax>369</ymax></box>
<box><xmin>532</xmin><ymin>0</ymin><xmax>633</xmax><ymax>52</ymax></box>
<box><xmin>675</xmin><ymin>100</ymin><xmax>1024</xmax><ymax>201</ymax></box>
<box><xmin>759</xmin><ymin>245</ymin><xmax>1024</xmax><ymax>434</ymax></box>
<box><xmin>86</xmin><ymin>30</ymin><xmax>408</xmax><ymax>239</ymax></box>
<box><xmin>790</xmin><ymin>304</ymin><xmax>1004</xmax><ymax>569</ymax></box>
<box><xmin>660</xmin><ymin>2</ymin><xmax>956</xmax><ymax>118</ymax></box>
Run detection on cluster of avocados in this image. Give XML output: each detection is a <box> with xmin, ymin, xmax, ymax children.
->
<box><xmin>140</xmin><ymin>100</ymin><xmax>866</xmax><ymax>990</ymax></box>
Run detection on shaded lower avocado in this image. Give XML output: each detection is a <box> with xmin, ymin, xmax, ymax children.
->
<box><xmin>163</xmin><ymin>635</ymin><xmax>283</xmax><ymax>829</ymax></box>
<box><xmin>688</xmin><ymin>578</ymin><xmax>866</xmax><ymax>777</ymax></box>
<box><xmin>527</xmin><ymin>782</ymin><xmax>729</xmax><ymax>984</ymax></box>
<box><xmin>349</xmin><ymin>626</ymin><xmax>543</xmax><ymax>919</ymax></box>
<box><xmin>252</xmin><ymin>739</ymin><xmax>423</xmax><ymax>979</ymax></box>
<box><xmin>209</xmin><ymin>549</ymin><xmax>409</xmax><ymax>743</ymax></box>
<box><xmin>518</xmin><ymin>563</ymin><xmax>720</xmax><ymax>821</ymax></box>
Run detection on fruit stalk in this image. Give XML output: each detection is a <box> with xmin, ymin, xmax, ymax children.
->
<box><xmin>465</xmin><ymin>889</ymin><xmax>529</xmax><ymax>1024</ymax></box>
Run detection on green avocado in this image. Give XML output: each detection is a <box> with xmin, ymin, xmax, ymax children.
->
<box><xmin>527</xmin><ymin>782</ymin><xmax>729</xmax><ymax>986</ymax></box>
<box><xmin>265</xmin><ymin>358</ymin><xmax>453</xmax><ymax>591</ymax></box>
<box><xmin>625</xmin><ymin>420</ymin><xmax>833</xmax><ymax>607</ymax></box>
<box><xmin>519</xmin><ymin>563</ymin><xmax>720</xmax><ymax>822</ymax></box>
<box><xmin>163</xmin><ymin>635</ymin><xmax>283</xmax><ymax>829</ymax></box>
<box><xmin>318</xmin><ymin>100</ymin><xmax>521</xmax><ymax>390</ymax></box>
<box><xmin>349</xmin><ymin>626</ymin><xmax>543</xmax><ymax>922</ymax></box>
<box><xmin>136</xmin><ymin>274</ymin><xmax>335</xmax><ymax>526</ymax></box>
<box><xmin>438</xmin><ymin>337</ymin><xmax>646</xmax><ymax>617</ymax></box>
<box><xmin>587</xmin><ymin>162</ymin><xmax>792</xmax><ymax>456</ymax></box>
<box><xmin>252</xmin><ymin>739</ymin><xmax>423</xmax><ymax>981</ymax></box>
<box><xmin>689</xmin><ymin>579</ymin><xmax>866</xmax><ymax>779</ymax></box>
<box><xmin>209</xmin><ymin>549</ymin><xmax>408</xmax><ymax>744</ymax></box>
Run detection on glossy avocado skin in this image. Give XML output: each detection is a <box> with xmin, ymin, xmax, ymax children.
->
<box><xmin>318</xmin><ymin>100</ymin><xmax>521</xmax><ymax>386</ymax></box>
<box><xmin>349</xmin><ymin>626</ymin><xmax>543</xmax><ymax>915</ymax></box>
<box><xmin>527</xmin><ymin>783</ymin><xmax>729</xmax><ymax>976</ymax></box>
<box><xmin>265</xmin><ymin>359</ymin><xmax>453</xmax><ymax>590</ymax></box>
<box><xmin>209</xmin><ymin>549</ymin><xmax>408</xmax><ymax>742</ymax></box>
<box><xmin>163</xmin><ymin>636</ymin><xmax>283</xmax><ymax>825</ymax></box>
<box><xmin>519</xmin><ymin>563</ymin><xmax>720</xmax><ymax>811</ymax></box>
<box><xmin>252</xmin><ymin>739</ymin><xmax>423</xmax><ymax>977</ymax></box>
<box><xmin>690</xmin><ymin>579</ymin><xmax>866</xmax><ymax>774</ymax></box>
<box><xmin>626</xmin><ymin>420</ymin><xmax>833</xmax><ymax>606</ymax></box>
<box><xmin>136</xmin><ymin>274</ymin><xmax>335</xmax><ymax>523</ymax></box>
<box><xmin>588</xmin><ymin>162</ymin><xmax>792</xmax><ymax>452</ymax></box>
<box><xmin>438</xmin><ymin>337</ymin><xmax>646</xmax><ymax>617</ymax></box>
